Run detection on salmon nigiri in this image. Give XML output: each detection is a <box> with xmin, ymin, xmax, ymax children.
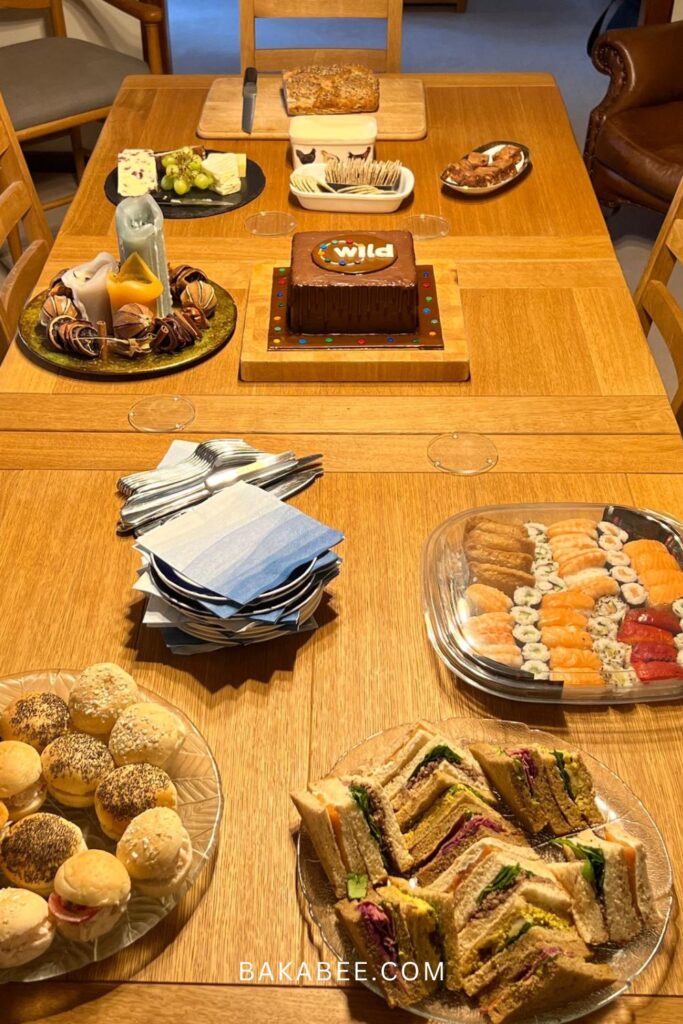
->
<box><xmin>542</xmin><ymin>589</ymin><xmax>595</xmax><ymax>612</ymax></box>
<box><xmin>542</xmin><ymin>626</ymin><xmax>593</xmax><ymax>650</ymax></box>
<box><xmin>554</xmin><ymin>670</ymin><xmax>605</xmax><ymax>688</ymax></box>
<box><xmin>638</xmin><ymin>569</ymin><xmax>683</xmax><ymax>588</ymax></box>
<box><xmin>649</xmin><ymin>580</ymin><xmax>683</xmax><ymax>607</ymax></box>
<box><xmin>549</xmin><ymin>647</ymin><xmax>602</xmax><ymax>670</ymax></box>
<box><xmin>558</xmin><ymin>549</ymin><xmax>607</xmax><ymax>577</ymax></box>
<box><xmin>538</xmin><ymin>607</ymin><xmax>588</xmax><ymax>629</ymax></box>
<box><xmin>476</xmin><ymin>644</ymin><xmax>523</xmax><ymax>668</ymax></box>
<box><xmin>465</xmin><ymin>584</ymin><xmax>513</xmax><ymax>614</ymax></box>
<box><xmin>568</xmin><ymin>576</ymin><xmax>619</xmax><ymax>600</ymax></box>
<box><xmin>547</xmin><ymin>519</ymin><xmax>598</xmax><ymax>540</ymax></box>
<box><xmin>464</xmin><ymin>612</ymin><xmax>513</xmax><ymax>632</ymax></box>
<box><xmin>550</xmin><ymin>535</ymin><xmax>596</xmax><ymax>555</ymax></box>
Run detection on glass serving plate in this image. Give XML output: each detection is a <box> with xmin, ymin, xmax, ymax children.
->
<box><xmin>297</xmin><ymin>717</ymin><xmax>672</xmax><ymax>1024</ymax></box>
<box><xmin>422</xmin><ymin>502</ymin><xmax>683</xmax><ymax>704</ymax></box>
<box><xmin>0</xmin><ymin>671</ymin><xmax>223</xmax><ymax>983</ymax></box>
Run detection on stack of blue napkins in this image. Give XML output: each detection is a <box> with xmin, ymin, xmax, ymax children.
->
<box><xmin>134</xmin><ymin>480</ymin><xmax>343</xmax><ymax>654</ymax></box>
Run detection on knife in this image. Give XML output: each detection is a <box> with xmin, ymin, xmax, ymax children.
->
<box><xmin>242</xmin><ymin>66</ymin><xmax>258</xmax><ymax>134</ymax></box>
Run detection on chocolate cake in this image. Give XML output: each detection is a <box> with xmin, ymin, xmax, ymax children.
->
<box><xmin>288</xmin><ymin>231</ymin><xmax>418</xmax><ymax>335</ymax></box>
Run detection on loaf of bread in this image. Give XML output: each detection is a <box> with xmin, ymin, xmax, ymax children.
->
<box><xmin>283</xmin><ymin>65</ymin><xmax>380</xmax><ymax>115</ymax></box>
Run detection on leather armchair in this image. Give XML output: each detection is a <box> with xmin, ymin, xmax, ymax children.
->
<box><xmin>584</xmin><ymin>21</ymin><xmax>683</xmax><ymax>213</ymax></box>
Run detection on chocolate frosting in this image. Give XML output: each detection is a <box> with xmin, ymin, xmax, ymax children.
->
<box><xmin>289</xmin><ymin>230</ymin><xmax>418</xmax><ymax>335</ymax></box>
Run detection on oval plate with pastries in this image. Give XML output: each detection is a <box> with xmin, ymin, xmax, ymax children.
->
<box><xmin>441</xmin><ymin>140</ymin><xmax>531</xmax><ymax>196</ymax></box>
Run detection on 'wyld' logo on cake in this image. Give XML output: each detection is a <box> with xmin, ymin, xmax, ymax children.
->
<box><xmin>312</xmin><ymin>234</ymin><xmax>398</xmax><ymax>275</ymax></box>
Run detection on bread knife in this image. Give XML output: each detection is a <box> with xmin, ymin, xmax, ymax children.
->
<box><xmin>242</xmin><ymin>67</ymin><xmax>258</xmax><ymax>134</ymax></box>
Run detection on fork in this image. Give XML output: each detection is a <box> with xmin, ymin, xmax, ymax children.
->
<box><xmin>117</xmin><ymin>439</ymin><xmax>263</xmax><ymax>498</ymax></box>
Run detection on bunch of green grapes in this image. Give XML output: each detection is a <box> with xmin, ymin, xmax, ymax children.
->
<box><xmin>160</xmin><ymin>146</ymin><xmax>213</xmax><ymax>195</ymax></box>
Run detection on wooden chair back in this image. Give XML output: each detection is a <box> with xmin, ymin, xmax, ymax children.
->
<box><xmin>240</xmin><ymin>0</ymin><xmax>402</xmax><ymax>73</ymax></box>
<box><xmin>0</xmin><ymin>0</ymin><xmax>66</xmax><ymax>35</ymax></box>
<box><xmin>633</xmin><ymin>175</ymin><xmax>683</xmax><ymax>428</ymax></box>
<box><xmin>0</xmin><ymin>92</ymin><xmax>52</xmax><ymax>356</ymax></box>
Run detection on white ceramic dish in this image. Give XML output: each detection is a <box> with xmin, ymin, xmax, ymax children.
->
<box><xmin>289</xmin><ymin>162</ymin><xmax>414</xmax><ymax>213</ymax></box>
<box><xmin>0</xmin><ymin>670</ymin><xmax>223</xmax><ymax>983</ymax></box>
<box><xmin>441</xmin><ymin>140</ymin><xmax>531</xmax><ymax>196</ymax></box>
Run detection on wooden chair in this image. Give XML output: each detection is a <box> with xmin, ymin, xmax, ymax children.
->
<box><xmin>0</xmin><ymin>0</ymin><xmax>169</xmax><ymax>211</ymax></box>
<box><xmin>0</xmin><ymin>92</ymin><xmax>52</xmax><ymax>358</ymax></box>
<box><xmin>240</xmin><ymin>0</ymin><xmax>403</xmax><ymax>73</ymax></box>
<box><xmin>633</xmin><ymin>174</ymin><xmax>683</xmax><ymax>428</ymax></box>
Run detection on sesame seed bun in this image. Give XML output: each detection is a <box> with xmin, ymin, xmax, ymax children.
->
<box><xmin>0</xmin><ymin>691</ymin><xmax>70</xmax><ymax>751</ymax></box>
<box><xmin>0</xmin><ymin>889</ymin><xmax>54</xmax><ymax>967</ymax></box>
<box><xmin>117</xmin><ymin>807</ymin><xmax>193</xmax><ymax>897</ymax></box>
<box><xmin>41</xmin><ymin>733</ymin><xmax>114</xmax><ymax>808</ymax></box>
<box><xmin>0</xmin><ymin>741</ymin><xmax>47</xmax><ymax>820</ymax></box>
<box><xmin>108</xmin><ymin>703</ymin><xmax>186</xmax><ymax>769</ymax></box>
<box><xmin>0</xmin><ymin>813</ymin><xmax>86</xmax><ymax>895</ymax></box>
<box><xmin>95</xmin><ymin>763</ymin><xmax>177</xmax><ymax>840</ymax></box>
<box><xmin>68</xmin><ymin>663</ymin><xmax>139</xmax><ymax>736</ymax></box>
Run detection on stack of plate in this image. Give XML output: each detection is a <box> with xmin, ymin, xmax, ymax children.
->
<box><xmin>134</xmin><ymin>480</ymin><xmax>343</xmax><ymax>654</ymax></box>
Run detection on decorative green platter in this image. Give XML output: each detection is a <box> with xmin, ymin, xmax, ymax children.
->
<box><xmin>17</xmin><ymin>280</ymin><xmax>237</xmax><ymax>381</ymax></box>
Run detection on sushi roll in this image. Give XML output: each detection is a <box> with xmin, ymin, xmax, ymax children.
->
<box><xmin>533</xmin><ymin>560</ymin><xmax>560</xmax><ymax>576</ymax></box>
<box><xmin>512</xmin><ymin>623</ymin><xmax>541</xmax><ymax>645</ymax></box>
<box><xmin>535</xmin><ymin>575</ymin><xmax>566</xmax><ymax>593</ymax></box>
<box><xmin>594</xmin><ymin>595</ymin><xmax>627</xmax><ymax>622</ymax></box>
<box><xmin>533</xmin><ymin>543</ymin><xmax>553</xmax><ymax>563</ymax></box>
<box><xmin>525</xmin><ymin>522</ymin><xmax>548</xmax><ymax>540</ymax></box>
<box><xmin>598</xmin><ymin>521</ymin><xmax>629</xmax><ymax>543</ymax></box>
<box><xmin>513</xmin><ymin>586</ymin><xmax>542</xmax><ymax>608</ymax></box>
<box><xmin>510</xmin><ymin>605</ymin><xmax>540</xmax><ymax>626</ymax></box>
<box><xmin>674</xmin><ymin>634</ymin><xmax>683</xmax><ymax>651</ymax></box>
<box><xmin>610</xmin><ymin>566</ymin><xmax>639</xmax><ymax>584</ymax></box>
<box><xmin>672</xmin><ymin>598</ymin><xmax>683</xmax><ymax>618</ymax></box>
<box><xmin>586</xmin><ymin>615</ymin><xmax>618</xmax><ymax>639</ymax></box>
<box><xmin>606</xmin><ymin>551</ymin><xmax>631</xmax><ymax>568</ymax></box>
<box><xmin>622</xmin><ymin>582</ymin><xmax>647</xmax><ymax>607</ymax></box>
<box><xmin>522</xmin><ymin>642</ymin><xmax>550</xmax><ymax>663</ymax></box>
<box><xmin>605</xmin><ymin>667</ymin><xmax>637</xmax><ymax>690</ymax></box>
<box><xmin>593</xmin><ymin>637</ymin><xmax>630</xmax><ymax>666</ymax></box>
<box><xmin>521</xmin><ymin>659</ymin><xmax>550</xmax><ymax>678</ymax></box>
<box><xmin>598</xmin><ymin>533</ymin><xmax>623</xmax><ymax>554</ymax></box>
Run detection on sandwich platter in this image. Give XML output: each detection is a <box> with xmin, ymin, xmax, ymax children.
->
<box><xmin>423</xmin><ymin>502</ymin><xmax>683</xmax><ymax>704</ymax></box>
<box><xmin>295</xmin><ymin>718</ymin><xmax>672</xmax><ymax>1024</ymax></box>
<box><xmin>0</xmin><ymin>670</ymin><xmax>223</xmax><ymax>983</ymax></box>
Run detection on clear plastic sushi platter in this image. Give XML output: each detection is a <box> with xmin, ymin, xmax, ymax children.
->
<box><xmin>422</xmin><ymin>503</ymin><xmax>683</xmax><ymax>704</ymax></box>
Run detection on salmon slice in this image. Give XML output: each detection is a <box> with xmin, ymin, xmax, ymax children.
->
<box><xmin>475</xmin><ymin>644</ymin><xmax>523</xmax><ymax>668</ymax></box>
<box><xmin>649</xmin><ymin>580</ymin><xmax>683</xmax><ymax>607</ymax></box>
<box><xmin>547</xmin><ymin>519</ymin><xmax>598</xmax><ymax>540</ymax></box>
<box><xmin>553</xmin><ymin>670</ymin><xmax>605</xmax><ymax>688</ymax></box>
<box><xmin>542</xmin><ymin>626</ymin><xmax>593</xmax><ymax>650</ymax></box>
<box><xmin>549</xmin><ymin>647</ymin><xmax>602</xmax><ymax>670</ymax></box>
<box><xmin>559</xmin><ymin>550</ymin><xmax>607</xmax><ymax>577</ymax></box>
<box><xmin>542</xmin><ymin>590</ymin><xmax>595</xmax><ymax>611</ymax></box>
<box><xmin>538</xmin><ymin>608</ymin><xmax>588</xmax><ymax>629</ymax></box>
<box><xmin>568</xmin><ymin>576</ymin><xmax>619</xmax><ymax>600</ymax></box>
<box><xmin>465</xmin><ymin>584</ymin><xmax>513</xmax><ymax>614</ymax></box>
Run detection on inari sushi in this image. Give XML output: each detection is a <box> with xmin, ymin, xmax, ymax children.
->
<box><xmin>547</xmin><ymin>519</ymin><xmax>598</xmax><ymax>540</ymax></box>
<box><xmin>465</xmin><ymin>584</ymin><xmax>512</xmax><ymax>614</ymax></box>
<box><xmin>558</xmin><ymin>550</ymin><xmax>607</xmax><ymax>577</ymax></box>
<box><xmin>542</xmin><ymin>626</ymin><xmax>593</xmax><ymax>650</ymax></box>
<box><xmin>549</xmin><ymin>647</ymin><xmax>602</xmax><ymax>670</ymax></box>
<box><xmin>542</xmin><ymin>590</ymin><xmax>595</xmax><ymax>612</ymax></box>
<box><xmin>538</xmin><ymin>607</ymin><xmax>588</xmax><ymax>629</ymax></box>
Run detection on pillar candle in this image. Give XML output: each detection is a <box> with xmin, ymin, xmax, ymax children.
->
<box><xmin>62</xmin><ymin>252</ymin><xmax>118</xmax><ymax>330</ymax></box>
<box><xmin>115</xmin><ymin>196</ymin><xmax>172</xmax><ymax>316</ymax></box>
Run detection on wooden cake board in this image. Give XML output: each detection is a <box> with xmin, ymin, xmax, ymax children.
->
<box><xmin>198</xmin><ymin>76</ymin><xmax>426</xmax><ymax>141</ymax></box>
<box><xmin>239</xmin><ymin>260</ymin><xmax>469</xmax><ymax>383</ymax></box>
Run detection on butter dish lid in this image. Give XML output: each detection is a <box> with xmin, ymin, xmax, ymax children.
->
<box><xmin>288</xmin><ymin>114</ymin><xmax>378</xmax><ymax>145</ymax></box>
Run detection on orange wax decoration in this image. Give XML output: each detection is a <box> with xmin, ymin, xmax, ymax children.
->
<box><xmin>106</xmin><ymin>253</ymin><xmax>163</xmax><ymax>314</ymax></box>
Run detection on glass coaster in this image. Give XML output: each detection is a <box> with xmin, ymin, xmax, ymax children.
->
<box><xmin>428</xmin><ymin>432</ymin><xmax>498</xmax><ymax>476</ymax></box>
<box><xmin>402</xmin><ymin>213</ymin><xmax>450</xmax><ymax>241</ymax></box>
<box><xmin>245</xmin><ymin>210</ymin><xmax>297</xmax><ymax>236</ymax></box>
<box><xmin>128</xmin><ymin>396</ymin><xmax>196</xmax><ymax>433</ymax></box>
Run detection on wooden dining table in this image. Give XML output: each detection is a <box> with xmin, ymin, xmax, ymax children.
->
<box><xmin>3</xmin><ymin>74</ymin><xmax>682</xmax><ymax>1024</ymax></box>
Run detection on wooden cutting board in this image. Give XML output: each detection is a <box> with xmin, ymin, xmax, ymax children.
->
<box><xmin>197</xmin><ymin>75</ymin><xmax>427</xmax><ymax>141</ymax></box>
